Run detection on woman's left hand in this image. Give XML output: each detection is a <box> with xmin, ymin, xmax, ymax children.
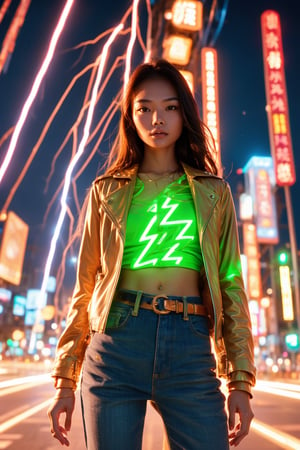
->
<box><xmin>227</xmin><ymin>390</ymin><xmax>254</xmax><ymax>447</ymax></box>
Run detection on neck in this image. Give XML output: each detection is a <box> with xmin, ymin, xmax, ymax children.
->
<box><xmin>139</xmin><ymin>150</ymin><xmax>179</xmax><ymax>174</ymax></box>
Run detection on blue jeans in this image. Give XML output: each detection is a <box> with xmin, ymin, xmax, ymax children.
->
<box><xmin>80</xmin><ymin>296</ymin><xmax>229</xmax><ymax>450</ymax></box>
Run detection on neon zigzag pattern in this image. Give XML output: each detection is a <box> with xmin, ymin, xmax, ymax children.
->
<box><xmin>133</xmin><ymin>196</ymin><xmax>194</xmax><ymax>268</ymax></box>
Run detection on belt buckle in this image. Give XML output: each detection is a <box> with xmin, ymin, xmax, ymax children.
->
<box><xmin>151</xmin><ymin>295</ymin><xmax>171</xmax><ymax>314</ymax></box>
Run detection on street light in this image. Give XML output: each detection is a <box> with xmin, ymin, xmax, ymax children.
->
<box><xmin>278</xmin><ymin>250</ymin><xmax>289</xmax><ymax>265</ymax></box>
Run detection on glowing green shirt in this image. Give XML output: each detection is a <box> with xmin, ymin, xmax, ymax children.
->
<box><xmin>122</xmin><ymin>174</ymin><xmax>203</xmax><ymax>271</ymax></box>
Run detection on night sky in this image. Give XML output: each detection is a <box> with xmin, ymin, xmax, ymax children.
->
<box><xmin>0</xmin><ymin>0</ymin><xmax>299</xmax><ymax>293</ymax></box>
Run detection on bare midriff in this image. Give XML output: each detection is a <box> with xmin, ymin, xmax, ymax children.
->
<box><xmin>117</xmin><ymin>267</ymin><xmax>201</xmax><ymax>296</ymax></box>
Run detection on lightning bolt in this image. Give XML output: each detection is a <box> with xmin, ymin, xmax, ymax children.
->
<box><xmin>0</xmin><ymin>0</ymin><xmax>74</xmax><ymax>183</ymax></box>
<box><xmin>161</xmin><ymin>197</ymin><xmax>194</xmax><ymax>240</ymax></box>
<box><xmin>134</xmin><ymin>211</ymin><xmax>159</xmax><ymax>268</ymax></box>
<box><xmin>160</xmin><ymin>197</ymin><xmax>194</xmax><ymax>264</ymax></box>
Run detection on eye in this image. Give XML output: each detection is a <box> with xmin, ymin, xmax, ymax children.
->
<box><xmin>137</xmin><ymin>106</ymin><xmax>150</xmax><ymax>113</ymax></box>
<box><xmin>167</xmin><ymin>104</ymin><xmax>179</xmax><ymax>111</ymax></box>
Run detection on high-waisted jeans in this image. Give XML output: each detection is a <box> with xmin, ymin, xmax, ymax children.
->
<box><xmin>80</xmin><ymin>294</ymin><xmax>229</xmax><ymax>450</ymax></box>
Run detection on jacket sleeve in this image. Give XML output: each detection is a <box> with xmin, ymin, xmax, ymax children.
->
<box><xmin>51</xmin><ymin>182</ymin><xmax>101</xmax><ymax>387</ymax></box>
<box><xmin>218</xmin><ymin>182</ymin><xmax>256</xmax><ymax>393</ymax></box>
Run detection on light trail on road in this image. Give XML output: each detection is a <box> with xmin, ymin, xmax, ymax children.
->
<box><xmin>254</xmin><ymin>379</ymin><xmax>300</xmax><ymax>399</ymax></box>
<box><xmin>252</xmin><ymin>419</ymin><xmax>300</xmax><ymax>450</ymax></box>
<box><xmin>256</xmin><ymin>379</ymin><xmax>300</xmax><ymax>392</ymax></box>
<box><xmin>0</xmin><ymin>373</ymin><xmax>51</xmax><ymax>397</ymax></box>
<box><xmin>0</xmin><ymin>373</ymin><xmax>51</xmax><ymax>389</ymax></box>
<box><xmin>0</xmin><ymin>399</ymin><xmax>52</xmax><ymax>434</ymax></box>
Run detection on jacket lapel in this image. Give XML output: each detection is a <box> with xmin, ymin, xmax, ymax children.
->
<box><xmin>102</xmin><ymin>166</ymin><xmax>138</xmax><ymax>238</ymax></box>
<box><xmin>182</xmin><ymin>163</ymin><xmax>220</xmax><ymax>243</ymax></box>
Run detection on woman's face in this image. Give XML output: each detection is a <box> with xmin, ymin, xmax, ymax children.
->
<box><xmin>131</xmin><ymin>77</ymin><xmax>183</xmax><ymax>153</ymax></box>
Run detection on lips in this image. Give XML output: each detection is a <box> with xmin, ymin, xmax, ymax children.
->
<box><xmin>150</xmin><ymin>130</ymin><xmax>167</xmax><ymax>136</ymax></box>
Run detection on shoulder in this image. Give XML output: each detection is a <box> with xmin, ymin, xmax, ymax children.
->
<box><xmin>92</xmin><ymin>165</ymin><xmax>139</xmax><ymax>186</ymax></box>
<box><xmin>182</xmin><ymin>163</ymin><xmax>230</xmax><ymax>191</ymax></box>
<box><xmin>89</xmin><ymin>166</ymin><xmax>139</xmax><ymax>200</ymax></box>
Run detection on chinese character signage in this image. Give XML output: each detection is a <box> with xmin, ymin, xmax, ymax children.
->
<box><xmin>172</xmin><ymin>1</ymin><xmax>203</xmax><ymax>31</ymax></box>
<box><xmin>201</xmin><ymin>47</ymin><xmax>222</xmax><ymax>175</ymax></box>
<box><xmin>243</xmin><ymin>223</ymin><xmax>262</xmax><ymax>299</ymax></box>
<box><xmin>163</xmin><ymin>35</ymin><xmax>192</xmax><ymax>65</ymax></box>
<box><xmin>279</xmin><ymin>265</ymin><xmax>294</xmax><ymax>321</ymax></box>
<box><xmin>243</xmin><ymin>156</ymin><xmax>279</xmax><ymax>244</ymax></box>
<box><xmin>261</xmin><ymin>10</ymin><xmax>296</xmax><ymax>186</ymax></box>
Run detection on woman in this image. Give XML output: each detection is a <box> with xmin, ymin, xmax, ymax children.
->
<box><xmin>48</xmin><ymin>59</ymin><xmax>256</xmax><ymax>449</ymax></box>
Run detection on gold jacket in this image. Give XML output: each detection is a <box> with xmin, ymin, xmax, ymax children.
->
<box><xmin>52</xmin><ymin>163</ymin><xmax>256</xmax><ymax>394</ymax></box>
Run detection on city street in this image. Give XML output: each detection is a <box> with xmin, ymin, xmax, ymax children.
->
<box><xmin>1</xmin><ymin>1</ymin><xmax>299</xmax><ymax>449</ymax></box>
<box><xmin>1</xmin><ymin>361</ymin><xmax>300</xmax><ymax>449</ymax></box>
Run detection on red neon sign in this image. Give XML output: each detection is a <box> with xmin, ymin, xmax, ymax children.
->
<box><xmin>201</xmin><ymin>47</ymin><xmax>222</xmax><ymax>175</ymax></box>
<box><xmin>243</xmin><ymin>223</ymin><xmax>263</xmax><ymax>300</ymax></box>
<box><xmin>261</xmin><ymin>10</ymin><xmax>296</xmax><ymax>186</ymax></box>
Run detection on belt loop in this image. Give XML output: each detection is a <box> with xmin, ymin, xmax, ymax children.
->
<box><xmin>131</xmin><ymin>290</ymin><xmax>143</xmax><ymax>317</ymax></box>
<box><xmin>182</xmin><ymin>296</ymin><xmax>189</xmax><ymax>321</ymax></box>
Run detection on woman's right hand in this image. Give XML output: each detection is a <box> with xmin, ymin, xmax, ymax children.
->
<box><xmin>47</xmin><ymin>389</ymin><xmax>75</xmax><ymax>446</ymax></box>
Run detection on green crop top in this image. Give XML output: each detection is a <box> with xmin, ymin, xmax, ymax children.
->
<box><xmin>122</xmin><ymin>173</ymin><xmax>203</xmax><ymax>271</ymax></box>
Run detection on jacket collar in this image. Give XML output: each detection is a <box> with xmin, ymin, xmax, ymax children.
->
<box><xmin>97</xmin><ymin>162</ymin><xmax>221</xmax><ymax>181</ymax></box>
<box><xmin>181</xmin><ymin>162</ymin><xmax>221</xmax><ymax>181</ymax></box>
<box><xmin>95</xmin><ymin>165</ymin><xmax>139</xmax><ymax>182</ymax></box>
<box><xmin>98</xmin><ymin>162</ymin><xmax>221</xmax><ymax>241</ymax></box>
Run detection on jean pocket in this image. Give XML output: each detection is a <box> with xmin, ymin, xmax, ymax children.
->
<box><xmin>188</xmin><ymin>315</ymin><xmax>210</xmax><ymax>338</ymax></box>
<box><xmin>105</xmin><ymin>302</ymin><xmax>131</xmax><ymax>330</ymax></box>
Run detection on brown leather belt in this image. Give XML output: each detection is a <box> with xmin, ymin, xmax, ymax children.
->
<box><xmin>115</xmin><ymin>290</ymin><xmax>207</xmax><ymax>317</ymax></box>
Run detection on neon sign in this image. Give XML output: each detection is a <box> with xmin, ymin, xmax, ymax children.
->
<box><xmin>133</xmin><ymin>196</ymin><xmax>195</xmax><ymax>268</ymax></box>
<box><xmin>201</xmin><ymin>47</ymin><xmax>222</xmax><ymax>175</ymax></box>
<box><xmin>261</xmin><ymin>10</ymin><xmax>296</xmax><ymax>186</ymax></box>
<box><xmin>243</xmin><ymin>223</ymin><xmax>262</xmax><ymax>299</ymax></box>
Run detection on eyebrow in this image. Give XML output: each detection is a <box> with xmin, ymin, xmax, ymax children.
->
<box><xmin>134</xmin><ymin>97</ymin><xmax>179</xmax><ymax>103</ymax></box>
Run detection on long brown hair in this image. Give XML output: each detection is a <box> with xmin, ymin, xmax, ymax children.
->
<box><xmin>104</xmin><ymin>59</ymin><xmax>218</xmax><ymax>175</ymax></box>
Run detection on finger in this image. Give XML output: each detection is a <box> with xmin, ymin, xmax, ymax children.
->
<box><xmin>229</xmin><ymin>428</ymin><xmax>248</xmax><ymax>447</ymax></box>
<box><xmin>51</xmin><ymin>427</ymin><xmax>70</xmax><ymax>447</ymax></box>
<box><xmin>58</xmin><ymin>425</ymin><xmax>71</xmax><ymax>446</ymax></box>
<box><xmin>229</xmin><ymin>413</ymin><xmax>253</xmax><ymax>446</ymax></box>
<box><xmin>239</xmin><ymin>408</ymin><xmax>254</xmax><ymax>436</ymax></box>
<box><xmin>228</xmin><ymin>410</ymin><xmax>236</xmax><ymax>431</ymax></box>
<box><xmin>47</xmin><ymin>409</ymin><xmax>54</xmax><ymax>432</ymax></box>
<box><xmin>48</xmin><ymin>404</ymin><xmax>70</xmax><ymax>446</ymax></box>
<box><xmin>65</xmin><ymin>409</ymin><xmax>73</xmax><ymax>432</ymax></box>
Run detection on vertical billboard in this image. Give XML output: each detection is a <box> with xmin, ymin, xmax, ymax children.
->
<box><xmin>261</xmin><ymin>10</ymin><xmax>296</xmax><ymax>186</ymax></box>
<box><xmin>279</xmin><ymin>265</ymin><xmax>294</xmax><ymax>321</ymax></box>
<box><xmin>0</xmin><ymin>211</ymin><xmax>29</xmax><ymax>285</ymax></box>
<box><xmin>243</xmin><ymin>223</ymin><xmax>262</xmax><ymax>300</ymax></box>
<box><xmin>201</xmin><ymin>47</ymin><xmax>222</xmax><ymax>175</ymax></box>
<box><xmin>243</xmin><ymin>156</ymin><xmax>279</xmax><ymax>244</ymax></box>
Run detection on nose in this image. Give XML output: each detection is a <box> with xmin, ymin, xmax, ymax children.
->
<box><xmin>152</xmin><ymin>110</ymin><xmax>164</xmax><ymax>126</ymax></box>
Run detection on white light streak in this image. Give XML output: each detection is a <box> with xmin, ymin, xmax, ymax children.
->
<box><xmin>39</xmin><ymin>23</ymin><xmax>124</xmax><ymax>300</ymax></box>
<box><xmin>0</xmin><ymin>0</ymin><xmax>74</xmax><ymax>184</ymax></box>
<box><xmin>124</xmin><ymin>0</ymin><xmax>140</xmax><ymax>90</ymax></box>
